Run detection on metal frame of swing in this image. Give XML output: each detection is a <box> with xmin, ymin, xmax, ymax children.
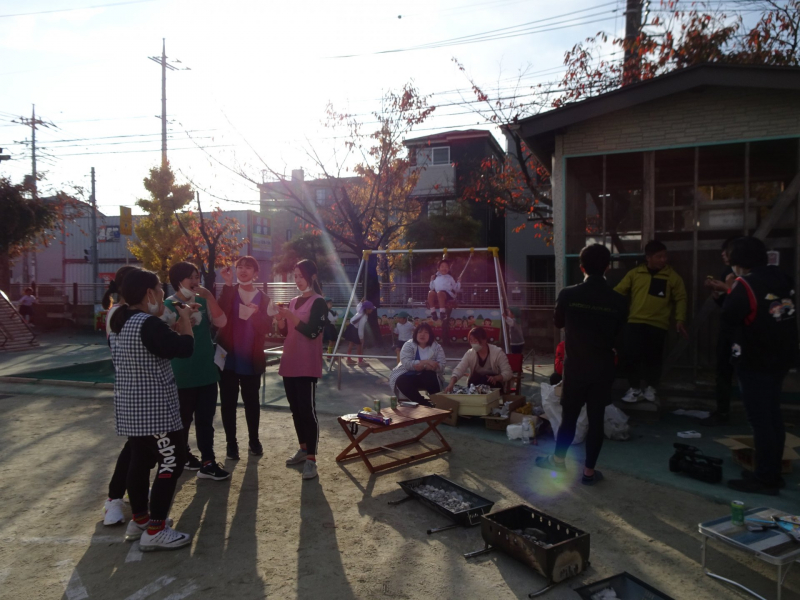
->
<box><xmin>327</xmin><ymin>247</ymin><xmax>512</xmax><ymax>375</ymax></box>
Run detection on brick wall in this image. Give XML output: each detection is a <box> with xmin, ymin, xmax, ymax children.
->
<box><xmin>560</xmin><ymin>87</ymin><xmax>800</xmax><ymax>156</ymax></box>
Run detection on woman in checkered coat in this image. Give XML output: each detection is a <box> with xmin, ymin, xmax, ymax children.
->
<box><xmin>108</xmin><ymin>269</ymin><xmax>196</xmax><ymax>552</ymax></box>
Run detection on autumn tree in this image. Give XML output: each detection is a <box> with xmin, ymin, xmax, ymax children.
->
<box><xmin>455</xmin><ymin>0</ymin><xmax>800</xmax><ymax>240</ymax></box>
<box><xmin>172</xmin><ymin>192</ymin><xmax>245</xmax><ymax>292</ymax></box>
<box><xmin>256</xmin><ymin>83</ymin><xmax>434</xmax><ymax>262</ymax></box>
<box><xmin>0</xmin><ymin>177</ymin><xmax>83</xmax><ymax>291</ymax></box>
<box><xmin>129</xmin><ymin>164</ymin><xmax>193</xmax><ymax>283</ymax></box>
<box><xmin>273</xmin><ymin>233</ymin><xmax>337</xmax><ymax>281</ymax></box>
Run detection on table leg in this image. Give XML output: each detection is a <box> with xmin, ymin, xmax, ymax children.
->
<box><xmin>777</xmin><ymin>563</ymin><xmax>782</xmax><ymax>600</ymax></box>
<box><xmin>335</xmin><ymin>419</ymin><xmax>376</xmax><ymax>473</ymax></box>
<box><xmin>701</xmin><ymin>536</ymin><xmax>707</xmax><ymax>568</ymax></box>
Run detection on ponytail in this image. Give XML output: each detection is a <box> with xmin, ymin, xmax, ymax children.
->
<box><xmin>109</xmin><ymin>304</ymin><xmax>130</xmax><ymax>334</ymax></box>
<box><xmin>102</xmin><ymin>265</ymin><xmax>139</xmax><ymax>310</ymax></box>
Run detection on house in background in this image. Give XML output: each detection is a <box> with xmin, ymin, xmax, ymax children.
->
<box><xmin>515</xmin><ymin>62</ymin><xmax>800</xmax><ymax>374</ymax></box>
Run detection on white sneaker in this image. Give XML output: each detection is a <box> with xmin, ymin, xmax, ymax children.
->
<box><xmin>139</xmin><ymin>525</ymin><xmax>191</xmax><ymax>552</ymax></box>
<box><xmin>286</xmin><ymin>449</ymin><xmax>308</xmax><ymax>465</ymax></box>
<box><xmin>302</xmin><ymin>460</ymin><xmax>318</xmax><ymax>480</ymax></box>
<box><xmin>124</xmin><ymin>517</ymin><xmax>173</xmax><ymax>541</ymax></box>
<box><xmin>621</xmin><ymin>388</ymin><xmax>643</xmax><ymax>403</ymax></box>
<box><xmin>643</xmin><ymin>386</ymin><xmax>657</xmax><ymax>401</ymax></box>
<box><xmin>103</xmin><ymin>498</ymin><xmax>125</xmax><ymax>526</ymax></box>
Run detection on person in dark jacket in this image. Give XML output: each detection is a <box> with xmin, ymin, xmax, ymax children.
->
<box><xmin>217</xmin><ymin>256</ymin><xmax>275</xmax><ymax>460</ymax></box>
<box><xmin>701</xmin><ymin>237</ymin><xmax>737</xmax><ymax>426</ymax></box>
<box><xmin>723</xmin><ymin>237</ymin><xmax>798</xmax><ymax>495</ymax></box>
<box><xmin>535</xmin><ymin>244</ymin><xmax>628</xmax><ymax>485</ymax></box>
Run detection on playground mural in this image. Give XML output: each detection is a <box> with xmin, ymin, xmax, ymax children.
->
<box><xmin>266</xmin><ymin>306</ymin><xmax>504</xmax><ymax>345</ymax></box>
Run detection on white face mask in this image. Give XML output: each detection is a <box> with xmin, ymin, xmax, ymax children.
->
<box><xmin>297</xmin><ymin>284</ymin><xmax>310</xmax><ymax>293</ymax></box>
<box><xmin>144</xmin><ymin>290</ymin><xmax>159</xmax><ymax>315</ymax></box>
<box><xmin>471</xmin><ymin>343</ymin><xmax>482</xmax><ymax>352</ymax></box>
<box><xmin>179</xmin><ymin>286</ymin><xmax>195</xmax><ymax>300</ymax></box>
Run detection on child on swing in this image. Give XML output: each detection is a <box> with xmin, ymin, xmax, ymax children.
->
<box><xmin>427</xmin><ymin>259</ymin><xmax>460</xmax><ymax>321</ymax></box>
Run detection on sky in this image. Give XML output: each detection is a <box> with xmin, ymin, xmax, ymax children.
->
<box><xmin>0</xmin><ymin>0</ymin><xmax>634</xmax><ymax>215</ymax></box>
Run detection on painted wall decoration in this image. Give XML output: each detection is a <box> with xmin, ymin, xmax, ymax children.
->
<box><xmin>265</xmin><ymin>306</ymin><xmax>504</xmax><ymax>345</ymax></box>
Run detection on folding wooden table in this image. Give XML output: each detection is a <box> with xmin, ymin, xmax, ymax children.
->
<box><xmin>336</xmin><ymin>405</ymin><xmax>452</xmax><ymax>473</ymax></box>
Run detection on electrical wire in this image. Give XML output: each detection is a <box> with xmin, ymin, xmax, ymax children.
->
<box><xmin>0</xmin><ymin>0</ymin><xmax>157</xmax><ymax>19</ymax></box>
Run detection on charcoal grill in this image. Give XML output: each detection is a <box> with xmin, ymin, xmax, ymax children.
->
<box><xmin>388</xmin><ymin>474</ymin><xmax>495</xmax><ymax>534</ymax></box>
<box><xmin>464</xmin><ymin>505</ymin><xmax>590</xmax><ymax>597</ymax></box>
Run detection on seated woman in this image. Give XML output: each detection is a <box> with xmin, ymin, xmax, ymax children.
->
<box><xmin>388</xmin><ymin>322</ymin><xmax>446</xmax><ymax>406</ymax></box>
<box><xmin>444</xmin><ymin>326</ymin><xmax>513</xmax><ymax>392</ymax></box>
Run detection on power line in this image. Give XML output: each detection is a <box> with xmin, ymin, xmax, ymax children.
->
<box><xmin>0</xmin><ymin>0</ymin><xmax>157</xmax><ymax>18</ymax></box>
<box><xmin>50</xmin><ymin>143</ymin><xmax>233</xmax><ymax>157</ymax></box>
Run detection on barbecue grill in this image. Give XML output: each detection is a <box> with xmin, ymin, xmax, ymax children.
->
<box><xmin>388</xmin><ymin>474</ymin><xmax>495</xmax><ymax>534</ymax></box>
<box><xmin>464</xmin><ymin>505</ymin><xmax>590</xmax><ymax>597</ymax></box>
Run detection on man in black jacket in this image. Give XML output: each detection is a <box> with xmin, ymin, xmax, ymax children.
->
<box><xmin>723</xmin><ymin>237</ymin><xmax>798</xmax><ymax>495</ymax></box>
<box><xmin>535</xmin><ymin>244</ymin><xmax>628</xmax><ymax>485</ymax></box>
<box><xmin>722</xmin><ymin>237</ymin><xmax>798</xmax><ymax>496</ymax></box>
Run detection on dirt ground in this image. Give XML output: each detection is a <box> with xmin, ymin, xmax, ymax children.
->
<box><xmin>1</xmin><ymin>391</ymin><xmax>799</xmax><ymax>600</ymax></box>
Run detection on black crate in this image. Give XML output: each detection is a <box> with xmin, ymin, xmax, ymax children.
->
<box><xmin>574</xmin><ymin>572</ymin><xmax>675</xmax><ymax>600</ymax></box>
<box><xmin>481</xmin><ymin>505</ymin><xmax>590</xmax><ymax>584</ymax></box>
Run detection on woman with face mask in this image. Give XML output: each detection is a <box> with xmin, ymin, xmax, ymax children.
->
<box><xmin>108</xmin><ymin>269</ymin><xmax>195</xmax><ymax>551</ymax></box>
<box><xmin>444</xmin><ymin>326</ymin><xmax>513</xmax><ymax>392</ymax></box>
<box><xmin>101</xmin><ymin>265</ymin><xmax>139</xmax><ymax>528</ymax></box>
<box><xmin>276</xmin><ymin>260</ymin><xmax>327</xmax><ymax>480</ymax></box>
<box><xmin>217</xmin><ymin>256</ymin><xmax>276</xmax><ymax>461</ymax></box>
<box><xmin>388</xmin><ymin>322</ymin><xmax>446</xmax><ymax>406</ymax></box>
<box><xmin>163</xmin><ymin>262</ymin><xmax>230</xmax><ymax>481</ymax></box>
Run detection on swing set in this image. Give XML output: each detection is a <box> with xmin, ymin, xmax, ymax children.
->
<box><xmin>328</xmin><ymin>247</ymin><xmax>512</xmax><ymax>371</ymax></box>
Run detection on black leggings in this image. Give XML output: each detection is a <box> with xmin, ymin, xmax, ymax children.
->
<box><xmin>283</xmin><ymin>377</ymin><xmax>319</xmax><ymax>455</ymax></box>
<box><xmin>219</xmin><ymin>370</ymin><xmax>262</xmax><ymax>445</ymax></box>
<box><xmin>127</xmin><ymin>429</ymin><xmax>187</xmax><ymax>521</ymax></box>
<box><xmin>395</xmin><ymin>371</ymin><xmax>440</xmax><ymax>406</ymax></box>
<box><xmin>554</xmin><ymin>376</ymin><xmax>613</xmax><ymax>470</ymax></box>
<box><xmin>179</xmin><ymin>383</ymin><xmax>218</xmax><ymax>462</ymax></box>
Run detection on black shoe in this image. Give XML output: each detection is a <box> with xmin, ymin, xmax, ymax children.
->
<box><xmin>226</xmin><ymin>443</ymin><xmax>240</xmax><ymax>461</ymax></box>
<box><xmin>699</xmin><ymin>412</ymin><xmax>730</xmax><ymax>426</ymax></box>
<box><xmin>534</xmin><ymin>455</ymin><xmax>566</xmax><ymax>472</ymax></box>
<box><xmin>582</xmin><ymin>470</ymin><xmax>604</xmax><ymax>486</ymax></box>
<box><xmin>197</xmin><ymin>461</ymin><xmax>232</xmax><ymax>481</ymax></box>
<box><xmin>249</xmin><ymin>440</ymin><xmax>264</xmax><ymax>456</ymax></box>
<box><xmin>727</xmin><ymin>478</ymin><xmax>779</xmax><ymax>496</ymax></box>
<box><xmin>741</xmin><ymin>469</ymin><xmax>786</xmax><ymax>489</ymax></box>
<box><xmin>184</xmin><ymin>453</ymin><xmax>202</xmax><ymax>471</ymax></box>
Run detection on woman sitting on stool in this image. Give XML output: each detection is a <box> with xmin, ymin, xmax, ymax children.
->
<box><xmin>444</xmin><ymin>326</ymin><xmax>512</xmax><ymax>392</ymax></box>
<box><xmin>388</xmin><ymin>322</ymin><xmax>446</xmax><ymax>406</ymax></box>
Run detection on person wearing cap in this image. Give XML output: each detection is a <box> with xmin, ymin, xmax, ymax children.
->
<box><xmin>393</xmin><ymin>311</ymin><xmax>414</xmax><ymax>363</ymax></box>
<box><xmin>322</xmin><ymin>297</ymin><xmax>338</xmax><ymax>354</ymax></box>
<box><xmin>343</xmin><ymin>300</ymin><xmax>374</xmax><ymax>365</ymax></box>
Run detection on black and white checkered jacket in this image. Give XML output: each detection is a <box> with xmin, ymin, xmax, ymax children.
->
<box><xmin>110</xmin><ymin>312</ymin><xmax>183</xmax><ymax>436</ymax></box>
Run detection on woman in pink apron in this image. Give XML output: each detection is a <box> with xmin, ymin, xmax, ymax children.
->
<box><xmin>276</xmin><ymin>259</ymin><xmax>327</xmax><ymax>480</ymax></box>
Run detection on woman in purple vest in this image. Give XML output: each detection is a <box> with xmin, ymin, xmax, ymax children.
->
<box><xmin>277</xmin><ymin>259</ymin><xmax>327</xmax><ymax>480</ymax></box>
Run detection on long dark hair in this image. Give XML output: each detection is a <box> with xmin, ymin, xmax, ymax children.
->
<box><xmin>102</xmin><ymin>265</ymin><xmax>138</xmax><ymax>310</ymax></box>
<box><xmin>109</xmin><ymin>269</ymin><xmax>161</xmax><ymax>334</ymax></box>
<box><xmin>295</xmin><ymin>259</ymin><xmax>323</xmax><ymax>295</ymax></box>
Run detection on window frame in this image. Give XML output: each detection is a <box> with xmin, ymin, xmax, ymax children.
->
<box><xmin>432</xmin><ymin>146</ymin><xmax>450</xmax><ymax>166</ymax></box>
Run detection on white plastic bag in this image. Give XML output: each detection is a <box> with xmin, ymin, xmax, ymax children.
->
<box><xmin>603</xmin><ymin>404</ymin><xmax>631</xmax><ymax>441</ymax></box>
<box><xmin>506</xmin><ymin>424</ymin><xmax>523</xmax><ymax>440</ymax></box>
<box><xmin>540</xmin><ymin>382</ymin><xmax>589</xmax><ymax>444</ymax></box>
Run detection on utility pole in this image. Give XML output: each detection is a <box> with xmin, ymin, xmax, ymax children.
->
<box><xmin>148</xmin><ymin>39</ymin><xmax>189</xmax><ymax>169</ymax></box>
<box><xmin>623</xmin><ymin>0</ymin><xmax>644</xmax><ymax>84</ymax></box>
<box><xmin>13</xmin><ymin>105</ymin><xmax>51</xmax><ymax>283</ymax></box>
<box><xmin>91</xmin><ymin>167</ymin><xmax>99</xmax><ymax>303</ymax></box>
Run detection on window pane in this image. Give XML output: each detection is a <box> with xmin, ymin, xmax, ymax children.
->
<box><xmin>428</xmin><ymin>200</ymin><xmax>444</xmax><ymax>216</ymax></box>
<box><xmin>432</xmin><ymin>147</ymin><xmax>450</xmax><ymax>165</ymax></box>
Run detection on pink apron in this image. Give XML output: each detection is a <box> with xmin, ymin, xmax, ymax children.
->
<box><xmin>278</xmin><ymin>293</ymin><xmax>324</xmax><ymax>378</ymax></box>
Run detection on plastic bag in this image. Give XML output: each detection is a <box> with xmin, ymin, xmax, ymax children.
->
<box><xmin>603</xmin><ymin>404</ymin><xmax>631</xmax><ymax>441</ymax></box>
<box><xmin>506</xmin><ymin>424</ymin><xmax>523</xmax><ymax>440</ymax></box>
<box><xmin>540</xmin><ymin>382</ymin><xmax>589</xmax><ymax>444</ymax></box>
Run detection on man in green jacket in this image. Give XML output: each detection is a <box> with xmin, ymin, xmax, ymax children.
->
<box><xmin>615</xmin><ymin>240</ymin><xmax>688</xmax><ymax>402</ymax></box>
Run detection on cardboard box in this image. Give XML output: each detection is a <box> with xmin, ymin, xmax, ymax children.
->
<box><xmin>431</xmin><ymin>392</ymin><xmax>501</xmax><ymax>427</ymax></box>
<box><xmin>430</xmin><ymin>394</ymin><xmax>460</xmax><ymax>427</ymax></box>
<box><xmin>715</xmin><ymin>433</ymin><xmax>800</xmax><ymax>474</ymax></box>
<box><xmin>509</xmin><ymin>403</ymin><xmax>534</xmax><ymax>425</ymax></box>
<box><xmin>432</xmin><ymin>388</ymin><xmax>501</xmax><ymax>416</ymax></box>
<box><xmin>483</xmin><ymin>395</ymin><xmax>527</xmax><ymax>430</ymax></box>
